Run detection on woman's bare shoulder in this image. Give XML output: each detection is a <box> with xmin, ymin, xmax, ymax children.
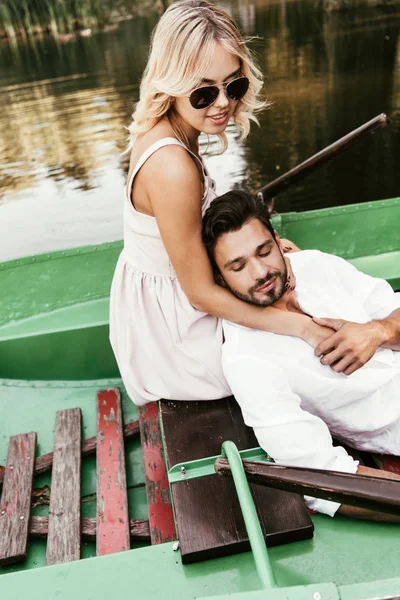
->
<box><xmin>129</xmin><ymin>121</ymin><xmax>174</xmax><ymax>164</ymax></box>
<box><xmin>128</xmin><ymin>120</ymin><xmax>194</xmax><ymax>181</ymax></box>
<box><xmin>127</xmin><ymin>122</ymin><xmax>201</xmax><ymax>215</ymax></box>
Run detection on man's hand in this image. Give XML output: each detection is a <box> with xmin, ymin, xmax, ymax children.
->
<box><xmin>312</xmin><ymin>318</ymin><xmax>386</xmax><ymax>375</ymax></box>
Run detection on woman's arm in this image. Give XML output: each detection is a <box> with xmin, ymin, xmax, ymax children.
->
<box><xmin>140</xmin><ymin>146</ymin><xmax>329</xmax><ymax>343</ymax></box>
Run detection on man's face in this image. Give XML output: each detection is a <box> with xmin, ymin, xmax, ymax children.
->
<box><xmin>214</xmin><ymin>218</ymin><xmax>288</xmax><ymax>306</ymax></box>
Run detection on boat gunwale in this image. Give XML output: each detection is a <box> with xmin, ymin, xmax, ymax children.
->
<box><xmin>0</xmin><ymin>197</ymin><xmax>399</xmax><ymax>272</ymax></box>
<box><xmin>0</xmin><ymin>240</ymin><xmax>123</xmax><ymax>272</ymax></box>
<box><xmin>272</xmin><ymin>196</ymin><xmax>400</xmax><ymax>224</ymax></box>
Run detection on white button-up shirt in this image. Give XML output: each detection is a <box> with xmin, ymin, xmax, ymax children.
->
<box><xmin>222</xmin><ymin>250</ymin><xmax>400</xmax><ymax>516</ymax></box>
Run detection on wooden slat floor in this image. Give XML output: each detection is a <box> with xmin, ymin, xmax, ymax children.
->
<box><xmin>0</xmin><ymin>384</ymin><xmax>148</xmax><ymax>572</ymax></box>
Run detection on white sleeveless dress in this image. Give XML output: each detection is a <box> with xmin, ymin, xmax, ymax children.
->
<box><xmin>109</xmin><ymin>138</ymin><xmax>231</xmax><ymax>405</ymax></box>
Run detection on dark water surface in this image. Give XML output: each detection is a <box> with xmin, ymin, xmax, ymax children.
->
<box><xmin>0</xmin><ymin>1</ymin><xmax>399</xmax><ymax>258</ymax></box>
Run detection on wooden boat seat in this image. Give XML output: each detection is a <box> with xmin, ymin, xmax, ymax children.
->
<box><xmin>0</xmin><ymin>388</ymin><xmax>150</xmax><ymax>566</ymax></box>
<box><xmin>160</xmin><ymin>396</ymin><xmax>314</xmax><ymax>564</ymax></box>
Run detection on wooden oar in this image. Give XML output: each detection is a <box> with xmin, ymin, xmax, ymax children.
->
<box><xmin>215</xmin><ymin>457</ymin><xmax>400</xmax><ymax>516</ymax></box>
<box><xmin>258</xmin><ymin>113</ymin><xmax>389</xmax><ymax>200</ymax></box>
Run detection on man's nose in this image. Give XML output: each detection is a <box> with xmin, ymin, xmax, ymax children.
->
<box><xmin>249</xmin><ymin>260</ymin><xmax>267</xmax><ymax>280</ymax></box>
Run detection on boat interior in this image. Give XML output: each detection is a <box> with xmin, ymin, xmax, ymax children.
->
<box><xmin>1</xmin><ymin>198</ymin><xmax>400</xmax><ymax>599</ymax></box>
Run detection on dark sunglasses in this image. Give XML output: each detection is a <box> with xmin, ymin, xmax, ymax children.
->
<box><xmin>188</xmin><ymin>76</ymin><xmax>249</xmax><ymax>110</ymax></box>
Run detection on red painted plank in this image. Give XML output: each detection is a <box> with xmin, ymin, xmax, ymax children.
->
<box><xmin>96</xmin><ymin>388</ymin><xmax>130</xmax><ymax>555</ymax></box>
<box><xmin>138</xmin><ymin>402</ymin><xmax>176</xmax><ymax>544</ymax></box>
<box><xmin>0</xmin><ymin>433</ymin><xmax>36</xmax><ymax>565</ymax></box>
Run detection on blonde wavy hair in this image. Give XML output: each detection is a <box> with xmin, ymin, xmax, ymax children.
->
<box><xmin>127</xmin><ymin>0</ymin><xmax>266</xmax><ymax>153</ymax></box>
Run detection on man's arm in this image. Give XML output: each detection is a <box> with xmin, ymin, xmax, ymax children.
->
<box><xmin>311</xmin><ymin>252</ymin><xmax>400</xmax><ymax>374</ymax></box>
<box><xmin>376</xmin><ymin>307</ymin><xmax>400</xmax><ymax>350</ymax></box>
<box><xmin>222</xmin><ymin>354</ymin><xmax>359</xmax><ymax>517</ymax></box>
<box><xmin>338</xmin><ymin>465</ymin><xmax>400</xmax><ymax>523</ymax></box>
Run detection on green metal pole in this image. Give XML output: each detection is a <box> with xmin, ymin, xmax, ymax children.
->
<box><xmin>221</xmin><ymin>441</ymin><xmax>277</xmax><ymax>589</ymax></box>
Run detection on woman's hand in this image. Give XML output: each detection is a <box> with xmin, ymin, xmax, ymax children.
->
<box><xmin>280</xmin><ymin>238</ymin><xmax>300</xmax><ymax>291</ymax></box>
<box><xmin>312</xmin><ymin>317</ymin><xmax>384</xmax><ymax>376</ymax></box>
<box><xmin>284</xmin><ymin>256</ymin><xmax>296</xmax><ymax>291</ymax></box>
<box><xmin>302</xmin><ymin>319</ymin><xmax>336</xmax><ymax>348</ymax></box>
<box><xmin>280</xmin><ymin>238</ymin><xmax>301</xmax><ymax>254</ymax></box>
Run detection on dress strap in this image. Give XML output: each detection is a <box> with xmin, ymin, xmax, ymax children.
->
<box><xmin>126</xmin><ymin>137</ymin><xmax>203</xmax><ymax>198</ymax></box>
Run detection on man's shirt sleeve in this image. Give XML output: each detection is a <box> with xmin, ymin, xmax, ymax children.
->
<box><xmin>320</xmin><ymin>251</ymin><xmax>400</xmax><ymax>319</ymax></box>
<box><xmin>223</xmin><ymin>354</ymin><xmax>358</xmax><ymax>517</ymax></box>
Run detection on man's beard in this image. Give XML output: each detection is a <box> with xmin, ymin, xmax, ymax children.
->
<box><xmin>224</xmin><ymin>264</ymin><xmax>288</xmax><ymax>307</ymax></box>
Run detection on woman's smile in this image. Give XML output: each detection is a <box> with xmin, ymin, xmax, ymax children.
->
<box><xmin>207</xmin><ymin>111</ymin><xmax>230</xmax><ymax>126</ymax></box>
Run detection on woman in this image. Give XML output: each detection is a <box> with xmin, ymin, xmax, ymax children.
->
<box><xmin>110</xmin><ymin>0</ymin><xmax>324</xmax><ymax>405</ymax></box>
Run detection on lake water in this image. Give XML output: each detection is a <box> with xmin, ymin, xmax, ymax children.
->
<box><xmin>0</xmin><ymin>0</ymin><xmax>399</xmax><ymax>260</ymax></box>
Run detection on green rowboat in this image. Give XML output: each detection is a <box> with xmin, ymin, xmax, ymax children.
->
<box><xmin>1</xmin><ymin>197</ymin><xmax>400</xmax><ymax>600</ymax></box>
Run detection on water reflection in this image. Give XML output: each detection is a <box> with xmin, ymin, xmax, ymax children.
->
<box><xmin>249</xmin><ymin>1</ymin><xmax>400</xmax><ymax>214</ymax></box>
<box><xmin>0</xmin><ymin>2</ymin><xmax>399</xmax><ymax>259</ymax></box>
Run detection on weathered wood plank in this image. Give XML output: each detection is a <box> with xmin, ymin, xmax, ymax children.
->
<box><xmin>0</xmin><ymin>420</ymin><xmax>139</xmax><ymax>493</ymax></box>
<box><xmin>160</xmin><ymin>397</ymin><xmax>313</xmax><ymax>564</ymax></box>
<box><xmin>139</xmin><ymin>402</ymin><xmax>176</xmax><ymax>544</ymax></box>
<box><xmin>30</xmin><ymin>516</ymin><xmax>150</xmax><ymax>541</ymax></box>
<box><xmin>96</xmin><ymin>388</ymin><xmax>130</xmax><ymax>555</ymax></box>
<box><xmin>0</xmin><ymin>433</ymin><xmax>36</xmax><ymax>565</ymax></box>
<box><xmin>46</xmin><ymin>408</ymin><xmax>82</xmax><ymax>565</ymax></box>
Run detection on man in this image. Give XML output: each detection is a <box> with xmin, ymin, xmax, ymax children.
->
<box><xmin>202</xmin><ymin>190</ymin><xmax>400</xmax><ymax>519</ymax></box>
